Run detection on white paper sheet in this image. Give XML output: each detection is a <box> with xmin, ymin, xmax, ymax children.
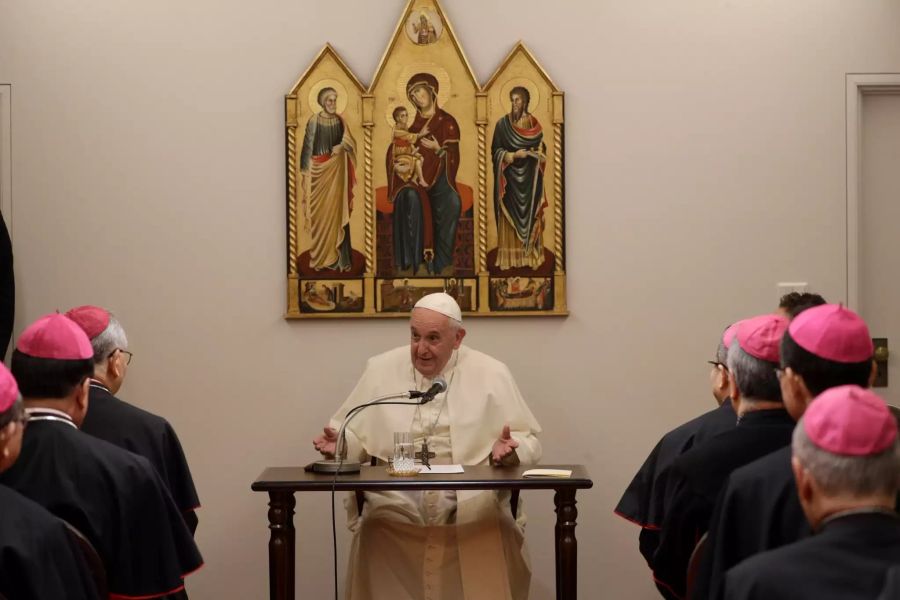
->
<box><xmin>418</xmin><ymin>464</ymin><xmax>465</xmax><ymax>474</ymax></box>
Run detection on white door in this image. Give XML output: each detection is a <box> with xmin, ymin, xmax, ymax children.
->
<box><xmin>859</xmin><ymin>90</ymin><xmax>900</xmax><ymax>406</ymax></box>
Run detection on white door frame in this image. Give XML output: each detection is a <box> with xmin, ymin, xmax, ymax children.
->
<box><xmin>846</xmin><ymin>73</ymin><xmax>900</xmax><ymax>309</ymax></box>
<box><xmin>0</xmin><ymin>84</ymin><xmax>10</xmax><ymax>239</ymax></box>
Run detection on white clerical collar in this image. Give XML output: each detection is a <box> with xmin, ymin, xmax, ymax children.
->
<box><xmin>89</xmin><ymin>379</ymin><xmax>110</xmax><ymax>393</ymax></box>
<box><xmin>25</xmin><ymin>407</ymin><xmax>78</xmax><ymax>429</ymax></box>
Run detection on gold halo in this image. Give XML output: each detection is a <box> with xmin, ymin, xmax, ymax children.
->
<box><xmin>397</xmin><ymin>65</ymin><xmax>451</xmax><ymax>111</ymax></box>
<box><xmin>498</xmin><ymin>78</ymin><xmax>541</xmax><ymax>115</ymax></box>
<box><xmin>386</xmin><ymin>101</ymin><xmax>416</xmax><ymax>128</ymax></box>
<box><xmin>404</xmin><ymin>8</ymin><xmax>443</xmax><ymax>44</ymax></box>
<box><xmin>308</xmin><ymin>79</ymin><xmax>349</xmax><ymax>115</ymax></box>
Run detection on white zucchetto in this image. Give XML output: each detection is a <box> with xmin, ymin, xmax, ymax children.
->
<box><xmin>413</xmin><ymin>292</ymin><xmax>462</xmax><ymax>323</ymax></box>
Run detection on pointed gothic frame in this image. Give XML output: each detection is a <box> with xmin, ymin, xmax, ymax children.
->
<box><xmin>284</xmin><ymin>0</ymin><xmax>567</xmax><ymax>319</ymax></box>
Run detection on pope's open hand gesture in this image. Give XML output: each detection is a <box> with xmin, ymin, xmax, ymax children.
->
<box><xmin>313</xmin><ymin>426</ymin><xmax>338</xmax><ymax>457</ymax></box>
<box><xmin>491</xmin><ymin>424</ymin><xmax>519</xmax><ymax>464</ymax></box>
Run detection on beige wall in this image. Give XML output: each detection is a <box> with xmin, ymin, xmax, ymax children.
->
<box><xmin>2</xmin><ymin>1</ymin><xmax>900</xmax><ymax>597</ymax></box>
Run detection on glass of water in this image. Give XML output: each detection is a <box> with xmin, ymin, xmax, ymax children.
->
<box><xmin>393</xmin><ymin>432</ymin><xmax>414</xmax><ymax>472</ymax></box>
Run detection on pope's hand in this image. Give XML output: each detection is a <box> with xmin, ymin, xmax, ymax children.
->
<box><xmin>491</xmin><ymin>424</ymin><xmax>519</xmax><ymax>464</ymax></box>
<box><xmin>313</xmin><ymin>426</ymin><xmax>338</xmax><ymax>457</ymax></box>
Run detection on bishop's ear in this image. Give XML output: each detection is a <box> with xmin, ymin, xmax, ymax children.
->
<box><xmin>728</xmin><ymin>371</ymin><xmax>741</xmax><ymax>404</ymax></box>
<box><xmin>716</xmin><ymin>366</ymin><xmax>730</xmax><ymax>392</ymax></box>
<box><xmin>791</xmin><ymin>456</ymin><xmax>813</xmax><ymax>504</ymax></box>
<box><xmin>76</xmin><ymin>377</ymin><xmax>90</xmax><ymax>409</ymax></box>
<box><xmin>109</xmin><ymin>350</ymin><xmax>124</xmax><ymax>380</ymax></box>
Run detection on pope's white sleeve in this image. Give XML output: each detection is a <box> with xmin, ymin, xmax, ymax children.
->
<box><xmin>501</xmin><ymin>363</ymin><xmax>542</xmax><ymax>465</ymax></box>
<box><xmin>511</xmin><ymin>430</ymin><xmax>542</xmax><ymax>465</ymax></box>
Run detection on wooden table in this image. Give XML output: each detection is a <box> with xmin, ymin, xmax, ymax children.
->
<box><xmin>251</xmin><ymin>464</ymin><xmax>593</xmax><ymax>600</ymax></box>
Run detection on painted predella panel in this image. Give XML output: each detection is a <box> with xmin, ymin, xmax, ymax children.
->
<box><xmin>284</xmin><ymin>0</ymin><xmax>566</xmax><ymax>318</ymax></box>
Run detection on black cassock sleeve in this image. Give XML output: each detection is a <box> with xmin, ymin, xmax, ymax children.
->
<box><xmin>115</xmin><ymin>459</ymin><xmax>204</xmax><ymax>597</ymax></box>
<box><xmin>0</xmin><ymin>489</ymin><xmax>102</xmax><ymax>600</ymax></box>
<box><xmin>615</xmin><ymin>437</ymin><xmax>666</xmax><ymax>529</ymax></box>
<box><xmin>615</xmin><ymin>402</ymin><xmax>737</xmax><ymax>536</ymax></box>
<box><xmin>81</xmin><ymin>389</ymin><xmax>201</xmax><ymax>536</ymax></box>
<box><xmin>651</xmin><ymin>465</ymin><xmax>714</xmax><ymax>600</ymax></box>
<box><xmin>161</xmin><ymin>421</ymin><xmax>201</xmax><ymax>511</ymax></box>
<box><xmin>690</xmin><ymin>454</ymin><xmax>809</xmax><ymax>600</ymax></box>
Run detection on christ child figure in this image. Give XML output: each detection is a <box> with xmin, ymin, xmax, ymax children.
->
<box><xmin>391</xmin><ymin>107</ymin><xmax>429</xmax><ymax>187</ymax></box>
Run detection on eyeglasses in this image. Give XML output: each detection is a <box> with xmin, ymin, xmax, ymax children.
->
<box><xmin>108</xmin><ymin>348</ymin><xmax>134</xmax><ymax>366</ymax></box>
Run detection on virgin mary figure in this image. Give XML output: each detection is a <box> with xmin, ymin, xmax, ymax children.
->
<box><xmin>386</xmin><ymin>73</ymin><xmax>461</xmax><ymax>275</ymax></box>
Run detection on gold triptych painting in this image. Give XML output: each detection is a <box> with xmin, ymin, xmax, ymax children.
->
<box><xmin>285</xmin><ymin>0</ymin><xmax>566</xmax><ymax>318</ymax></box>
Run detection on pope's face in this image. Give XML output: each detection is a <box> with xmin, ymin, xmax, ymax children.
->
<box><xmin>410</xmin><ymin>86</ymin><xmax>433</xmax><ymax>110</ymax></box>
<box><xmin>409</xmin><ymin>308</ymin><xmax>465</xmax><ymax>378</ymax></box>
<box><xmin>323</xmin><ymin>92</ymin><xmax>338</xmax><ymax>115</ymax></box>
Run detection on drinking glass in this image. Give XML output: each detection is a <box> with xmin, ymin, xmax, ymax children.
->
<box><xmin>393</xmin><ymin>432</ymin><xmax>415</xmax><ymax>472</ymax></box>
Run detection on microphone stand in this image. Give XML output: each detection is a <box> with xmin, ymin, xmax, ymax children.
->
<box><xmin>312</xmin><ymin>391</ymin><xmax>432</xmax><ymax>474</ymax></box>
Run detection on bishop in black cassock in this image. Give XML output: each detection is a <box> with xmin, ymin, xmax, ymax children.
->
<box><xmin>0</xmin><ymin>313</ymin><xmax>203</xmax><ymax>600</ymax></box>
<box><xmin>0</xmin><ymin>361</ymin><xmax>101</xmax><ymax>600</ymax></box>
<box><xmin>693</xmin><ymin>304</ymin><xmax>877</xmax><ymax>599</ymax></box>
<box><xmin>651</xmin><ymin>314</ymin><xmax>794</xmax><ymax>599</ymax></box>
<box><xmin>66</xmin><ymin>305</ymin><xmax>200</xmax><ymax>533</ymax></box>
<box><xmin>615</xmin><ymin>323</ymin><xmax>738</xmax><ymax>568</ymax></box>
<box><xmin>0</xmin><ymin>485</ymin><xmax>102</xmax><ymax>600</ymax></box>
<box><xmin>722</xmin><ymin>385</ymin><xmax>900</xmax><ymax>600</ymax></box>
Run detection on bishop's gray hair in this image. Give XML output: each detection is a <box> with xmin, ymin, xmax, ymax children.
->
<box><xmin>90</xmin><ymin>315</ymin><xmax>128</xmax><ymax>365</ymax></box>
<box><xmin>715</xmin><ymin>341</ymin><xmax>729</xmax><ymax>365</ymax></box>
<box><xmin>727</xmin><ymin>339</ymin><xmax>782</xmax><ymax>402</ymax></box>
<box><xmin>793</xmin><ymin>419</ymin><xmax>900</xmax><ymax>498</ymax></box>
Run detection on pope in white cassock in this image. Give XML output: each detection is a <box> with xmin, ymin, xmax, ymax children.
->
<box><xmin>313</xmin><ymin>292</ymin><xmax>542</xmax><ymax>600</ymax></box>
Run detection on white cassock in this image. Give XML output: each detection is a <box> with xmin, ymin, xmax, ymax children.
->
<box><xmin>329</xmin><ymin>345</ymin><xmax>542</xmax><ymax>600</ymax></box>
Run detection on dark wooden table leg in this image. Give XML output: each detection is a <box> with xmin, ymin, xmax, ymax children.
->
<box><xmin>267</xmin><ymin>491</ymin><xmax>296</xmax><ymax>600</ymax></box>
<box><xmin>554</xmin><ymin>488</ymin><xmax>578</xmax><ymax>600</ymax></box>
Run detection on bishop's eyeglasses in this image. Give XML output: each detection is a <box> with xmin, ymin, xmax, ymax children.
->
<box><xmin>109</xmin><ymin>348</ymin><xmax>134</xmax><ymax>366</ymax></box>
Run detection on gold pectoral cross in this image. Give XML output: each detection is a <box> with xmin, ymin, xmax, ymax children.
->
<box><xmin>415</xmin><ymin>441</ymin><xmax>436</xmax><ymax>468</ymax></box>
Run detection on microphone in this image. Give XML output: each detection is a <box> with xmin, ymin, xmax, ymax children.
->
<box><xmin>409</xmin><ymin>376</ymin><xmax>447</xmax><ymax>403</ymax></box>
<box><xmin>311</xmin><ymin>383</ymin><xmax>443</xmax><ymax>474</ymax></box>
